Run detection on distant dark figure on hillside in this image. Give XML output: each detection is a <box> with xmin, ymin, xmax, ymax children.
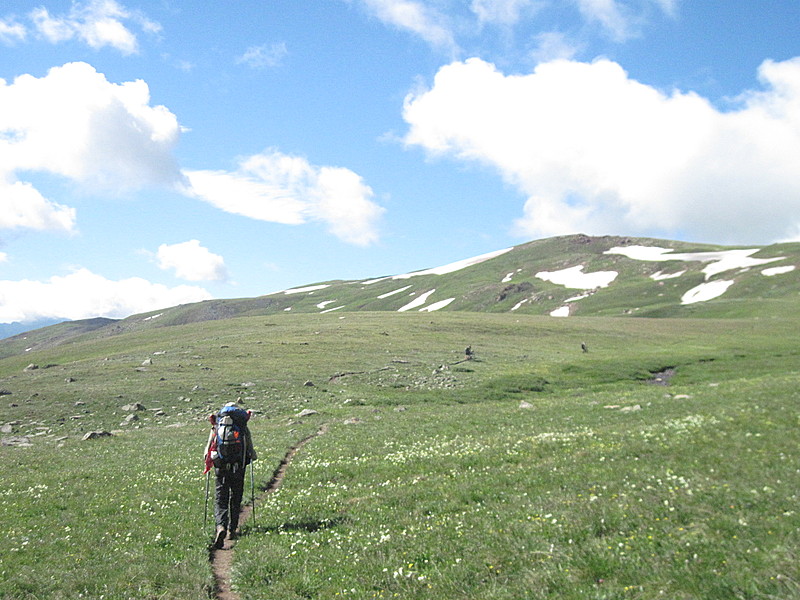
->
<box><xmin>204</xmin><ymin>401</ymin><xmax>257</xmax><ymax>549</ymax></box>
<box><xmin>465</xmin><ymin>346</ymin><xmax>474</xmax><ymax>360</ymax></box>
<box><xmin>581</xmin><ymin>342</ymin><xmax>588</xmax><ymax>353</ymax></box>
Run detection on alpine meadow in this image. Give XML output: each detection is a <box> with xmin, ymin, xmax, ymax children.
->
<box><xmin>1</xmin><ymin>235</ymin><xmax>799</xmax><ymax>600</ymax></box>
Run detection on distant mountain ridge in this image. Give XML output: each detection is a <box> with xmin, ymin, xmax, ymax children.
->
<box><xmin>2</xmin><ymin>234</ymin><xmax>798</xmax><ymax>359</ymax></box>
<box><xmin>0</xmin><ymin>318</ymin><xmax>65</xmax><ymax>341</ymax></box>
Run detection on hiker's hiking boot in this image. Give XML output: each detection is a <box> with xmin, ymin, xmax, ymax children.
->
<box><xmin>214</xmin><ymin>526</ymin><xmax>226</xmax><ymax>549</ymax></box>
<box><xmin>228</xmin><ymin>529</ymin><xmax>239</xmax><ymax>541</ymax></box>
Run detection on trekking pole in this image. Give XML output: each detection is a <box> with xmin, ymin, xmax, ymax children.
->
<box><xmin>250</xmin><ymin>459</ymin><xmax>256</xmax><ymax>525</ymax></box>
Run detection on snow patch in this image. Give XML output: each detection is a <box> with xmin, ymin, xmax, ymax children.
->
<box><xmin>143</xmin><ymin>313</ymin><xmax>163</xmax><ymax>321</ymax></box>
<box><xmin>550</xmin><ymin>306</ymin><xmax>570</xmax><ymax>317</ymax></box>
<box><xmin>321</xmin><ymin>305</ymin><xmax>345</xmax><ymax>314</ymax></box>
<box><xmin>419</xmin><ymin>298</ymin><xmax>455</xmax><ymax>312</ymax></box>
<box><xmin>365</xmin><ymin>247</ymin><xmax>513</xmax><ymax>284</ymax></box>
<box><xmin>282</xmin><ymin>284</ymin><xmax>330</xmax><ymax>295</ymax></box>
<box><xmin>681</xmin><ymin>280</ymin><xmax>735</xmax><ymax>304</ymax></box>
<box><xmin>650</xmin><ymin>270</ymin><xmax>686</xmax><ymax>281</ymax></box>
<box><xmin>398</xmin><ymin>289</ymin><xmax>436</xmax><ymax>312</ymax></box>
<box><xmin>511</xmin><ymin>298</ymin><xmax>529</xmax><ymax>311</ymax></box>
<box><xmin>501</xmin><ymin>269</ymin><xmax>521</xmax><ymax>283</ymax></box>
<box><xmin>762</xmin><ymin>265</ymin><xmax>795</xmax><ymax>276</ymax></box>
<box><xmin>565</xmin><ymin>293</ymin><xmax>590</xmax><ymax>302</ymax></box>
<box><xmin>535</xmin><ymin>265</ymin><xmax>618</xmax><ymax>290</ymax></box>
<box><xmin>606</xmin><ymin>246</ymin><xmax>784</xmax><ymax>280</ymax></box>
<box><xmin>377</xmin><ymin>285</ymin><xmax>412</xmax><ymax>299</ymax></box>
<box><xmin>316</xmin><ymin>301</ymin><xmax>336</xmax><ymax>309</ymax></box>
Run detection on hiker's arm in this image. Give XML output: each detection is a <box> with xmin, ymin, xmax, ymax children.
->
<box><xmin>246</xmin><ymin>426</ymin><xmax>257</xmax><ymax>461</ymax></box>
<box><xmin>203</xmin><ymin>429</ymin><xmax>214</xmax><ymax>458</ymax></box>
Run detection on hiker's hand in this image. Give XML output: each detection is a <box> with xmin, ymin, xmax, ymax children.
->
<box><xmin>251</xmin><ymin>450</ymin><xmax>258</xmax><ymax>461</ymax></box>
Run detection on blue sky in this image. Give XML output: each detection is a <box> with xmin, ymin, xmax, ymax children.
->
<box><xmin>0</xmin><ymin>0</ymin><xmax>798</xmax><ymax>324</ymax></box>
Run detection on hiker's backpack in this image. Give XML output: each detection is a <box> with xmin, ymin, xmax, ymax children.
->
<box><xmin>213</xmin><ymin>406</ymin><xmax>250</xmax><ymax>469</ymax></box>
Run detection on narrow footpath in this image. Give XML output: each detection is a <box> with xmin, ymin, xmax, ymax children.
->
<box><xmin>209</xmin><ymin>425</ymin><xmax>328</xmax><ymax>600</ymax></box>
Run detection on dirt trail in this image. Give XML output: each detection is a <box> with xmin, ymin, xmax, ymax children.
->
<box><xmin>209</xmin><ymin>424</ymin><xmax>328</xmax><ymax>600</ymax></box>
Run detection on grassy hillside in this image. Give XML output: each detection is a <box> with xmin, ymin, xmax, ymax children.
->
<box><xmin>1</xmin><ymin>311</ymin><xmax>798</xmax><ymax>598</ymax></box>
<box><xmin>2</xmin><ymin>235</ymin><xmax>798</xmax><ymax>360</ymax></box>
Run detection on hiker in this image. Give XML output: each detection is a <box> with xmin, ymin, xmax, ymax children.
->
<box><xmin>204</xmin><ymin>401</ymin><xmax>257</xmax><ymax>548</ymax></box>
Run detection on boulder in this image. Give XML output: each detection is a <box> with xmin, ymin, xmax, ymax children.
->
<box><xmin>24</xmin><ymin>364</ymin><xmax>39</xmax><ymax>372</ymax></box>
<box><xmin>2</xmin><ymin>436</ymin><xmax>32</xmax><ymax>447</ymax></box>
<box><xmin>122</xmin><ymin>403</ymin><xmax>146</xmax><ymax>412</ymax></box>
<box><xmin>296</xmin><ymin>409</ymin><xmax>319</xmax><ymax>418</ymax></box>
<box><xmin>82</xmin><ymin>431</ymin><xmax>112</xmax><ymax>441</ymax></box>
<box><xmin>519</xmin><ymin>401</ymin><xmax>534</xmax><ymax>409</ymax></box>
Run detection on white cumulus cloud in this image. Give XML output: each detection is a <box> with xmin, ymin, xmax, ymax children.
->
<box><xmin>183</xmin><ymin>149</ymin><xmax>384</xmax><ymax>246</ymax></box>
<box><xmin>0</xmin><ymin>61</ymin><xmax>183</xmax><ymax>232</ymax></box>
<box><xmin>0</xmin><ymin>268</ymin><xmax>211</xmax><ymax>324</ymax></box>
<box><xmin>402</xmin><ymin>56</ymin><xmax>800</xmax><ymax>244</ymax></box>
<box><xmin>156</xmin><ymin>240</ymin><xmax>229</xmax><ymax>282</ymax></box>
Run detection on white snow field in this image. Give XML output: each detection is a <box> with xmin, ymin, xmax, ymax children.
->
<box><xmin>605</xmin><ymin>246</ymin><xmax>785</xmax><ymax>280</ymax></box>
<box><xmin>681</xmin><ymin>280</ymin><xmax>735</xmax><ymax>304</ymax></box>
<box><xmin>762</xmin><ymin>265</ymin><xmax>796</xmax><ymax>276</ymax></box>
<box><xmin>420</xmin><ymin>298</ymin><xmax>456</xmax><ymax>312</ymax></box>
<box><xmin>535</xmin><ymin>265</ymin><xmax>618</xmax><ymax>290</ymax></box>
<box><xmin>362</xmin><ymin>247</ymin><xmax>513</xmax><ymax>285</ymax></box>
<box><xmin>282</xmin><ymin>284</ymin><xmax>330</xmax><ymax>294</ymax></box>
<box><xmin>398</xmin><ymin>289</ymin><xmax>437</xmax><ymax>312</ymax></box>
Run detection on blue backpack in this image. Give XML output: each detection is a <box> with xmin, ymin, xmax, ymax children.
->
<box><xmin>214</xmin><ymin>406</ymin><xmax>250</xmax><ymax>468</ymax></box>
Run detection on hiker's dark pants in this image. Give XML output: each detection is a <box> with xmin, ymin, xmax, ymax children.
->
<box><xmin>214</xmin><ymin>465</ymin><xmax>246</xmax><ymax>532</ymax></box>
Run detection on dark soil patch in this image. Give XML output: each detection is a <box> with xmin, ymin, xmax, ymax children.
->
<box><xmin>648</xmin><ymin>367</ymin><xmax>677</xmax><ymax>386</ymax></box>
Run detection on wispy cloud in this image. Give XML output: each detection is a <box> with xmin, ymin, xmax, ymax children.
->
<box><xmin>27</xmin><ymin>0</ymin><xmax>160</xmax><ymax>55</ymax></box>
<box><xmin>357</xmin><ymin>0</ymin><xmax>457</xmax><ymax>52</ymax></box>
<box><xmin>470</xmin><ymin>0</ymin><xmax>541</xmax><ymax>26</ymax></box>
<box><xmin>574</xmin><ymin>0</ymin><xmax>633</xmax><ymax>41</ymax></box>
<box><xmin>530</xmin><ymin>31</ymin><xmax>581</xmax><ymax>62</ymax></box>
<box><xmin>403</xmin><ymin>56</ymin><xmax>800</xmax><ymax>244</ymax></box>
<box><xmin>0</xmin><ymin>17</ymin><xmax>26</xmax><ymax>44</ymax></box>
<box><xmin>236</xmin><ymin>42</ymin><xmax>288</xmax><ymax>69</ymax></box>
<box><xmin>183</xmin><ymin>150</ymin><xmax>384</xmax><ymax>246</ymax></box>
<box><xmin>353</xmin><ymin>0</ymin><xmax>678</xmax><ymax>52</ymax></box>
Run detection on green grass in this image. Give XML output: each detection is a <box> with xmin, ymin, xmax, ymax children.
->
<box><xmin>239</xmin><ymin>374</ymin><xmax>799</xmax><ymax>599</ymax></box>
<box><xmin>0</xmin><ymin>312</ymin><xmax>798</xmax><ymax>599</ymax></box>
